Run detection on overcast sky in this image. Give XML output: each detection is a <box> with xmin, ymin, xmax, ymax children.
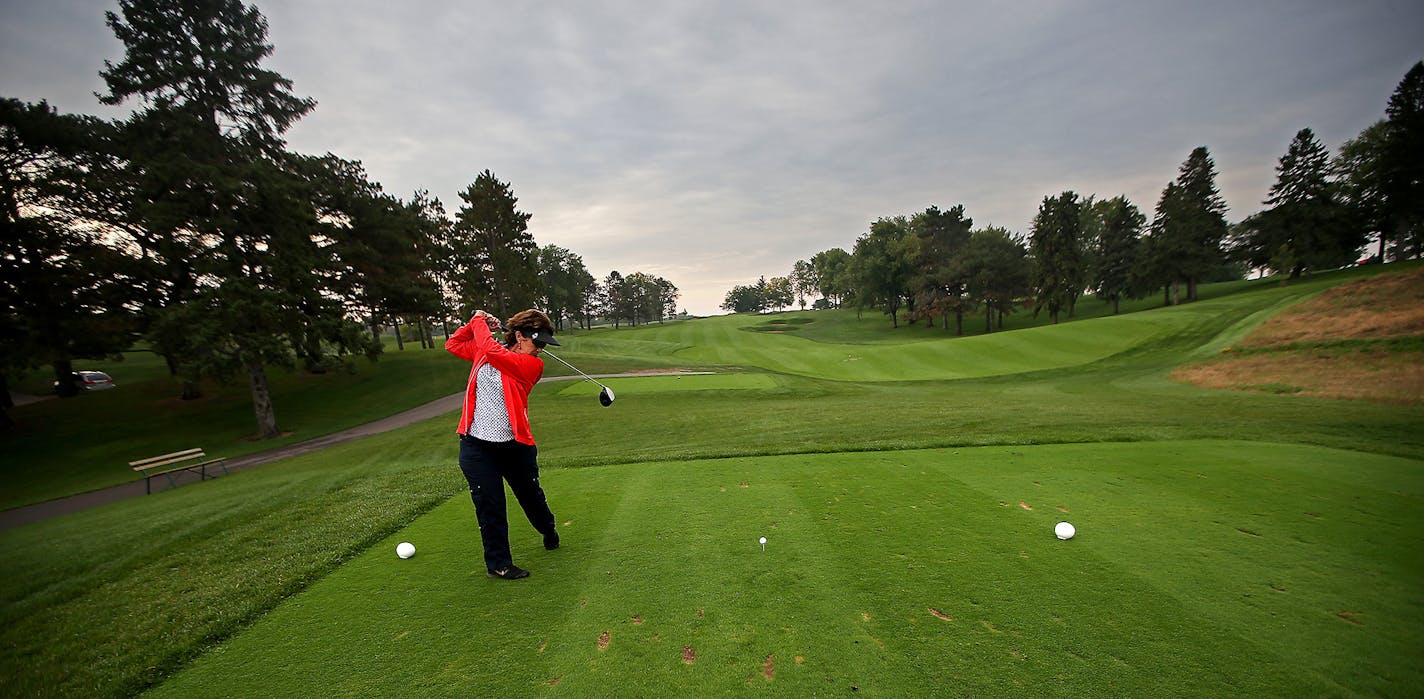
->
<box><xmin>2</xmin><ymin>0</ymin><xmax>1420</xmax><ymax>315</ymax></box>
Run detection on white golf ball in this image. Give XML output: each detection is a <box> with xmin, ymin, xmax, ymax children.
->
<box><xmin>396</xmin><ymin>541</ymin><xmax>416</xmax><ymax>559</ymax></box>
<box><xmin>1054</xmin><ymin>522</ymin><xmax>1076</xmax><ymax>540</ymax></box>
<box><xmin>759</xmin><ymin>536</ymin><xmax>767</xmax><ymax>544</ymax></box>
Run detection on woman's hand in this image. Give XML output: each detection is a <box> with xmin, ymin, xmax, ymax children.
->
<box><xmin>473</xmin><ymin>310</ymin><xmax>501</xmax><ymax>332</ymax></box>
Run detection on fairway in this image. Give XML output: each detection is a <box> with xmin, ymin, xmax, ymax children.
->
<box><xmin>152</xmin><ymin>440</ymin><xmax>1423</xmax><ymax>697</ymax></box>
<box><xmin>557</xmin><ymin>372</ymin><xmax>779</xmax><ymax>399</ymax></box>
<box><xmin>571</xmin><ymin>277</ymin><xmax>1359</xmax><ymax>383</ymax></box>
<box><xmin>567</xmin><ymin>311</ymin><xmax>1165</xmax><ymax>382</ymax></box>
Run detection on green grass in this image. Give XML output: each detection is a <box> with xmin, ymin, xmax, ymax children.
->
<box><xmin>0</xmin><ymin>264</ymin><xmax>1401</xmax><ymax>510</ymax></box>
<box><xmin>1</xmin><ymin>263</ymin><xmax>1422</xmax><ymax>696</ymax></box>
<box><xmin>149</xmin><ymin>441</ymin><xmax>1423</xmax><ymax>696</ymax></box>
<box><xmin>0</xmin><ymin>344</ymin><xmax>471</xmax><ymax>510</ymax></box>
<box><xmin>556</xmin><ymin>372</ymin><xmax>779</xmax><ymax>399</ymax></box>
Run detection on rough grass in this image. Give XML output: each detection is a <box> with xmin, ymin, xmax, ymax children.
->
<box><xmin>1173</xmin><ymin>266</ymin><xmax>1424</xmax><ymax>405</ymax></box>
<box><xmin>1174</xmin><ymin>349</ymin><xmax>1424</xmax><ymax>405</ymax></box>
<box><xmin>1240</xmin><ymin>267</ymin><xmax>1424</xmax><ymax>346</ymax></box>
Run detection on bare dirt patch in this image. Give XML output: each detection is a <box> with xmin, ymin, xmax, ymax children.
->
<box><xmin>763</xmin><ymin>655</ymin><xmax>775</xmax><ymax>680</ymax></box>
<box><xmin>929</xmin><ymin>608</ymin><xmax>953</xmax><ymax>622</ymax></box>
<box><xmin>597</xmin><ymin>631</ymin><xmax>611</xmax><ymax>650</ymax></box>
<box><xmin>682</xmin><ymin>646</ymin><xmax>696</xmax><ymax>664</ymax></box>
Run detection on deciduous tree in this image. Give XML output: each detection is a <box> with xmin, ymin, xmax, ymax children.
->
<box><xmin>790</xmin><ymin>259</ymin><xmax>815</xmax><ymax>310</ymax></box>
<box><xmin>959</xmin><ymin>226</ymin><xmax>1030</xmax><ymax>332</ymax></box>
<box><xmin>537</xmin><ymin>245</ymin><xmax>594</xmax><ymax>331</ymax></box>
<box><xmin>0</xmin><ymin>100</ymin><xmax>141</xmax><ymax>405</ymax></box>
<box><xmin>852</xmin><ymin>217</ymin><xmax>913</xmax><ymax>327</ymax></box>
<box><xmin>810</xmin><ymin>248</ymin><xmax>852</xmax><ymax>307</ymax></box>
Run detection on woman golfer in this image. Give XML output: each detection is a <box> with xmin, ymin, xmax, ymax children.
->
<box><xmin>445</xmin><ymin>308</ymin><xmax>560</xmax><ymax>580</ymax></box>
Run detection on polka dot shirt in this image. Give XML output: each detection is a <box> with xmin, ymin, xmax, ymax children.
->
<box><xmin>468</xmin><ymin>362</ymin><xmax>515</xmax><ymax>442</ymax></box>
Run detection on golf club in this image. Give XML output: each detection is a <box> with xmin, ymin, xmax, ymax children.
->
<box><xmin>486</xmin><ymin>317</ymin><xmax>615</xmax><ymax>407</ymax></box>
<box><xmin>540</xmin><ymin>347</ymin><xmax>615</xmax><ymax>407</ymax></box>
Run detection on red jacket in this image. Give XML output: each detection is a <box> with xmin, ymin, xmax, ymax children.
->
<box><xmin>445</xmin><ymin>317</ymin><xmax>545</xmax><ymax>445</ymax></box>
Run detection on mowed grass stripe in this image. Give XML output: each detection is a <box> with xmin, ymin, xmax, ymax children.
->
<box><xmin>648</xmin><ymin>313</ymin><xmax>1166</xmax><ymax>382</ymax></box>
<box><xmin>1092</xmin><ymin>442</ymin><xmax>1419</xmax><ymax>690</ymax></box>
<box><xmin>774</xmin><ymin>450</ymin><xmax>1319</xmax><ymax>696</ymax></box>
<box><xmin>537</xmin><ymin>459</ymin><xmax>898</xmax><ymax>692</ymax></box>
<box><xmin>153</xmin><ymin>441</ymin><xmax>1421</xmax><ymax>696</ymax></box>
<box><xmin>933</xmin><ymin>440</ymin><xmax>1423</xmax><ymax>694</ymax></box>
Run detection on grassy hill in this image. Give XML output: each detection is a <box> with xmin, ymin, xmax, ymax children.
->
<box><xmin>1174</xmin><ymin>266</ymin><xmax>1424</xmax><ymax>404</ymax></box>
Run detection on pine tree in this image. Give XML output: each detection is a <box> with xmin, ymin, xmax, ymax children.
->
<box><xmin>98</xmin><ymin>0</ymin><xmax>364</xmax><ymax>438</ymax></box>
<box><xmin>0</xmin><ymin>100</ymin><xmax>142</xmax><ymax>405</ymax></box>
<box><xmin>1334</xmin><ymin>120</ymin><xmax>1389</xmax><ymax>261</ymax></box>
<box><xmin>907</xmin><ymin>205</ymin><xmax>974</xmax><ymax>333</ymax></box>
<box><xmin>1090</xmin><ymin>196</ymin><xmax>1145</xmax><ymax>314</ymax></box>
<box><xmin>1030</xmin><ymin>192</ymin><xmax>1083</xmax><ymax>323</ymax></box>
<box><xmin>1156</xmin><ymin>147</ymin><xmax>1229</xmax><ymax>301</ymax></box>
<box><xmin>1382</xmin><ymin>61</ymin><xmax>1424</xmax><ymax>259</ymax></box>
<box><xmin>449</xmin><ymin>170</ymin><xmax>538</xmax><ymax>321</ymax></box>
<box><xmin>1236</xmin><ymin>128</ymin><xmax>1362</xmax><ymax>277</ymax></box>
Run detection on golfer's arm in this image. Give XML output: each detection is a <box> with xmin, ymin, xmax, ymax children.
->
<box><xmin>481</xmin><ymin>341</ymin><xmax>542</xmax><ymax>386</ymax></box>
<box><xmin>444</xmin><ymin>319</ymin><xmax>486</xmax><ymax>361</ymax></box>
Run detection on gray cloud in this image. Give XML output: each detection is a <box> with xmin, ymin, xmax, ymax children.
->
<box><xmin>3</xmin><ymin>0</ymin><xmax>1420</xmax><ymax>314</ymax></box>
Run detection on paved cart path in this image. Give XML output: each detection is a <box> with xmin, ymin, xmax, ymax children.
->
<box><xmin>0</xmin><ymin>372</ymin><xmax>710</xmax><ymax>530</ymax></box>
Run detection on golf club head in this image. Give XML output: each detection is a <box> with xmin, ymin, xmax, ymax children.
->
<box><xmin>599</xmin><ymin>386</ymin><xmax>615</xmax><ymax>407</ymax></box>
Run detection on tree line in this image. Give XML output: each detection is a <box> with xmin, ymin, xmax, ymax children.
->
<box><xmin>726</xmin><ymin>62</ymin><xmax>1424</xmax><ymax>331</ymax></box>
<box><xmin>0</xmin><ymin>0</ymin><xmax>678</xmax><ymax>435</ymax></box>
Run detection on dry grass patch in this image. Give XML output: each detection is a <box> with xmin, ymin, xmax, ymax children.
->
<box><xmin>1172</xmin><ymin>350</ymin><xmax>1424</xmax><ymax>405</ymax></box>
<box><xmin>1241</xmin><ymin>268</ymin><xmax>1424</xmax><ymax>347</ymax></box>
<box><xmin>1175</xmin><ymin>267</ymin><xmax>1424</xmax><ymax>405</ymax></box>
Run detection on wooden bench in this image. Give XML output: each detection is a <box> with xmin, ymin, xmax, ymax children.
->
<box><xmin>130</xmin><ymin>448</ymin><xmax>229</xmax><ymax>494</ymax></box>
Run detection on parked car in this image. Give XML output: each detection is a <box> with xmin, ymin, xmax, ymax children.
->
<box><xmin>54</xmin><ymin>371</ymin><xmax>116</xmax><ymax>394</ymax></box>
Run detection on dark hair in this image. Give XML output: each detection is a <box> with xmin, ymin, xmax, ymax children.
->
<box><xmin>501</xmin><ymin>309</ymin><xmax>554</xmax><ymax>348</ymax></box>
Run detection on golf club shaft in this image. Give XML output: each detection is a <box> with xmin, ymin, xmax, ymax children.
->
<box><xmin>483</xmin><ymin>316</ymin><xmax>610</xmax><ymax>393</ymax></box>
<box><xmin>540</xmin><ymin>347</ymin><xmax>612</xmax><ymax>392</ymax></box>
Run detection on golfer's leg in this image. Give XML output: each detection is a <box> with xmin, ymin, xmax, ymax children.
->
<box><xmin>458</xmin><ymin>435</ymin><xmax>513</xmax><ymax>571</ymax></box>
<box><xmin>505</xmin><ymin>442</ymin><xmax>557</xmax><ymax>537</ymax></box>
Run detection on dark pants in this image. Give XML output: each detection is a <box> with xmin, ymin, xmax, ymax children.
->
<box><xmin>458</xmin><ymin>435</ymin><xmax>557</xmax><ymax>571</ymax></box>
